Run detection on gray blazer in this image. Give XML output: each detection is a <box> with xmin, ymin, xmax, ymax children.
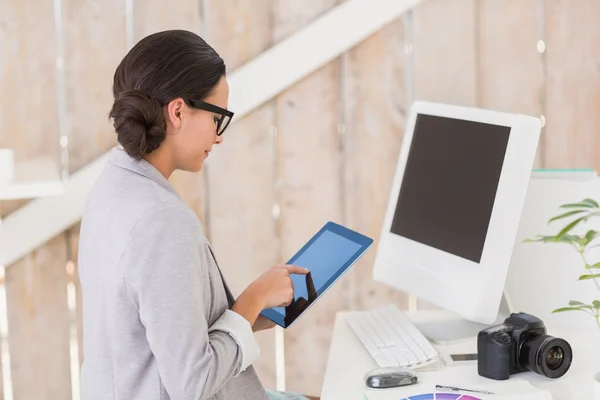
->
<box><xmin>78</xmin><ymin>147</ymin><xmax>269</xmax><ymax>400</ymax></box>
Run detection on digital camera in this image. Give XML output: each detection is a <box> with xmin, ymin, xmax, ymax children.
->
<box><xmin>477</xmin><ymin>312</ymin><xmax>573</xmax><ymax>380</ymax></box>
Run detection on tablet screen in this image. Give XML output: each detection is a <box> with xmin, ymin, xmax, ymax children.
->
<box><xmin>260</xmin><ymin>222</ymin><xmax>373</xmax><ymax>328</ymax></box>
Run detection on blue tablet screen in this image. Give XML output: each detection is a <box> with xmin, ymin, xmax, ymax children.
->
<box><xmin>260</xmin><ymin>222</ymin><xmax>373</xmax><ymax>328</ymax></box>
<box><xmin>272</xmin><ymin>231</ymin><xmax>362</xmax><ymax>314</ymax></box>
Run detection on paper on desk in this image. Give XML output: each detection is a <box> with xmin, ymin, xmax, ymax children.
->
<box><xmin>364</xmin><ymin>380</ymin><xmax>553</xmax><ymax>400</ymax></box>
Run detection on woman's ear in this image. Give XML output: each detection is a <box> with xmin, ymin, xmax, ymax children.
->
<box><xmin>166</xmin><ymin>98</ymin><xmax>185</xmax><ymax>132</ymax></box>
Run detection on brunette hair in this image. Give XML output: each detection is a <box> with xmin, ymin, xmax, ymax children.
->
<box><xmin>108</xmin><ymin>30</ymin><xmax>226</xmax><ymax>160</ymax></box>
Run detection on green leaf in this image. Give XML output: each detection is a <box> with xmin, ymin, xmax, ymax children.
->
<box><xmin>524</xmin><ymin>234</ymin><xmax>580</xmax><ymax>244</ymax></box>
<box><xmin>587</xmin><ymin>262</ymin><xmax>600</xmax><ymax>269</ymax></box>
<box><xmin>578</xmin><ymin>273</ymin><xmax>600</xmax><ymax>280</ymax></box>
<box><xmin>553</xmin><ymin>306</ymin><xmax>590</xmax><ymax>313</ymax></box>
<box><xmin>564</xmin><ymin>301</ymin><xmax>594</xmax><ymax>310</ymax></box>
<box><xmin>560</xmin><ymin>203</ymin><xmax>594</xmax><ymax>208</ymax></box>
<box><xmin>548</xmin><ymin>210</ymin><xmax>588</xmax><ymax>223</ymax></box>
<box><xmin>560</xmin><ymin>202</ymin><xmax>596</xmax><ymax>209</ymax></box>
<box><xmin>523</xmin><ymin>235</ymin><xmax>550</xmax><ymax>243</ymax></box>
<box><xmin>593</xmin><ymin>300</ymin><xmax>600</xmax><ymax>310</ymax></box>
<box><xmin>556</xmin><ymin>216</ymin><xmax>587</xmax><ymax>238</ymax></box>
<box><xmin>585</xmin><ymin>230</ymin><xmax>599</xmax><ymax>241</ymax></box>
<box><xmin>560</xmin><ymin>234</ymin><xmax>583</xmax><ymax>242</ymax></box>
<box><xmin>582</xmin><ymin>198</ymin><xmax>600</xmax><ymax>208</ymax></box>
<box><xmin>523</xmin><ymin>236</ymin><xmax>545</xmax><ymax>243</ymax></box>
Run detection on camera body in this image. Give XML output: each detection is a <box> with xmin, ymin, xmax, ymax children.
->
<box><xmin>477</xmin><ymin>312</ymin><xmax>572</xmax><ymax>380</ymax></box>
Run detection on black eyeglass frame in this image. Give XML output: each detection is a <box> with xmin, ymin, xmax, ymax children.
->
<box><xmin>184</xmin><ymin>98</ymin><xmax>234</xmax><ymax>136</ymax></box>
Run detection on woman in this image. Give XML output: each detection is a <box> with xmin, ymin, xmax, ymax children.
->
<box><xmin>78</xmin><ymin>29</ymin><xmax>318</xmax><ymax>400</ymax></box>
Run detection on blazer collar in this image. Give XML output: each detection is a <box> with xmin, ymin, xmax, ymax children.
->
<box><xmin>107</xmin><ymin>146</ymin><xmax>178</xmax><ymax>195</ymax></box>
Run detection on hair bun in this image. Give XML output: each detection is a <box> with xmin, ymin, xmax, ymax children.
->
<box><xmin>109</xmin><ymin>89</ymin><xmax>166</xmax><ymax>160</ymax></box>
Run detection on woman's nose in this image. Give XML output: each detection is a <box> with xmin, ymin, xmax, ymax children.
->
<box><xmin>215</xmin><ymin>135</ymin><xmax>224</xmax><ymax>145</ymax></box>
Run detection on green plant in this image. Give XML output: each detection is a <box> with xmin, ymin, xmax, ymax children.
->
<box><xmin>524</xmin><ymin>198</ymin><xmax>600</xmax><ymax>330</ymax></box>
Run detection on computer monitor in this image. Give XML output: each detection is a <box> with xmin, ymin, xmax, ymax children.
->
<box><xmin>372</xmin><ymin>101</ymin><xmax>541</xmax><ymax>341</ymax></box>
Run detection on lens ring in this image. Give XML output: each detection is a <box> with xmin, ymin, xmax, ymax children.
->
<box><xmin>535</xmin><ymin>337</ymin><xmax>573</xmax><ymax>378</ymax></box>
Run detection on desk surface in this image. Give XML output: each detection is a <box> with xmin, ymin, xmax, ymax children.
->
<box><xmin>321</xmin><ymin>310</ymin><xmax>600</xmax><ymax>400</ymax></box>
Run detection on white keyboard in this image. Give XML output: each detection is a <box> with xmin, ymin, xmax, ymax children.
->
<box><xmin>345</xmin><ymin>305</ymin><xmax>439</xmax><ymax>369</ymax></box>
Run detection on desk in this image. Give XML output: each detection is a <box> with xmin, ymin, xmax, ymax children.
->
<box><xmin>321</xmin><ymin>310</ymin><xmax>600</xmax><ymax>400</ymax></box>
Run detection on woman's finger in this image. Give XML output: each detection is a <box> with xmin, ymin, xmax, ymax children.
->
<box><xmin>282</xmin><ymin>264</ymin><xmax>309</xmax><ymax>275</ymax></box>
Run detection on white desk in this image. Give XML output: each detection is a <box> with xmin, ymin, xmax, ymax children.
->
<box><xmin>321</xmin><ymin>310</ymin><xmax>600</xmax><ymax>400</ymax></box>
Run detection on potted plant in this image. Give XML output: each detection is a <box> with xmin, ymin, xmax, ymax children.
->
<box><xmin>525</xmin><ymin>198</ymin><xmax>600</xmax><ymax>330</ymax></box>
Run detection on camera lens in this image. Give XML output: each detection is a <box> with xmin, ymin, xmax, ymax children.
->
<box><xmin>521</xmin><ymin>334</ymin><xmax>572</xmax><ymax>378</ymax></box>
<box><xmin>545</xmin><ymin>346</ymin><xmax>564</xmax><ymax>370</ymax></box>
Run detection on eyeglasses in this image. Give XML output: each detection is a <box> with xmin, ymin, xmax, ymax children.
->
<box><xmin>185</xmin><ymin>98</ymin><xmax>234</xmax><ymax>136</ymax></box>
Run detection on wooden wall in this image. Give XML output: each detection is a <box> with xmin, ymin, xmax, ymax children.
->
<box><xmin>1</xmin><ymin>0</ymin><xmax>600</xmax><ymax>398</ymax></box>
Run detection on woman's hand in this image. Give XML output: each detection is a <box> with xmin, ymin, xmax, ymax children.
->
<box><xmin>252</xmin><ymin>315</ymin><xmax>276</xmax><ymax>332</ymax></box>
<box><xmin>233</xmin><ymin>264</ymin><xmax>309</xmax><ymax>327</ymax></box>
<box><xmin>251</xmin><ymin>264</ymin><xmax>309</xmax><ymax>309</ymax></box>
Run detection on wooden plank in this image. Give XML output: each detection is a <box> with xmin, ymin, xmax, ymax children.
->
<box><xmin>202</xmin><ymin>0</ymin><xmax>271</xmax><ymax>65</ymax></box>
<box><xmin>201</xmin><ymin>0</ymin><xmax>278</xmax><ymax>389</ymax></box>
<box><xmin>411</xmin><ymin>0</ymin><xmax>477</xmax><ymax>309</ymax></box>
<box><xmin>412</xmin><ymin>0</ymin><xmax>477</xmax><ymax>107</ymax></box>
<box><xmin>63</xmin><ymin>0</ymin><xmax>127</xmax><ymax>173</ymax></box>
<box><xmin>273</xmin><ymin>0</ymin><xmax>340</xmax><ymax>42</ymax></box>
<box><xmin>0</xmin><ymin>0</ymin><xmax>61</xmax><ymax>224</ymax></box>
<box><xmin>544</xmin><ymin>0</ymin><xmax>600</xmax><ymax>170</ymax></box>
<box><xmin>132</xmin><ymin>0</ymin><xmax>209</xmax><ymax>226</ymax></box>
<box><xmin>1</xmin><ymin>2</ymin><xmax>71</xmax><ymax>398</ymax></box>
<box><xmin>0</xmin><ymin>0</ymin><xmax>61</xmax><ymax>163</ymax></box>
<box><xmin>477</xmin><ymin>0</ymin><xmax>544</xmax><ymax>167</ymax></box>
<box><xmin>342</xmin><ymin>20</ymin><xmax>409</xmax><ymax>311</ymax></box>
<box><xmin>5</xmin><ymin>234</ymin><xmax>71</xmax><ymax>400</ymax></box>
<box><xmin>273</xmin><ymin>1</ymin><xmax>341</xmax><ymax>395</ymax></box>
<box><xmin>133</xmin><ymin>0</ymin><xmax>202</xmax><ymax>39</ymax></box>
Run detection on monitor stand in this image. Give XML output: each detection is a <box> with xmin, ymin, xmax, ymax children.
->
<box><xmin>413</xmin><ymin>292</ymin><xmax>513</xmax><ymax>345</ymax></box>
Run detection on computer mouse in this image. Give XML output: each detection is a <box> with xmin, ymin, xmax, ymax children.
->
<box><xmin>364</xmin><ymin>367</ymin><xmax>419</xmax><ymax>389</ymax></box>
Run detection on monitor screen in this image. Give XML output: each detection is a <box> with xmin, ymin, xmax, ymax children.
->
<box><xmin>390</xmin><ymin>113</ymin><xmax>511</xmax><ymax>263</ymax></box>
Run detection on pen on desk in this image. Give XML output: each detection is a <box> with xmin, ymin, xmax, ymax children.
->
<box><xmin>436</xmin><ymin>384</ymin><xmax>495</xmax><ymax>395</ymax></box>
